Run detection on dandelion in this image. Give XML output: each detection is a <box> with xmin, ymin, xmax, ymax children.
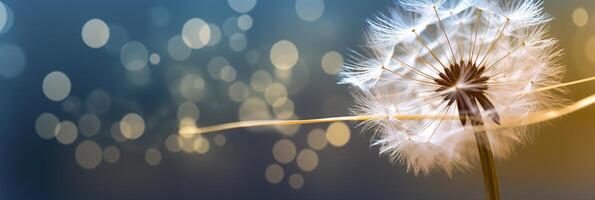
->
<box><xmin>342</xmin><ymin>0</ymin><xmax>561</xmax><ymax>199</ymax></box>
<box><xmin>180</xmin><ymin>0</ymin><xmax>595</xmax><ymax>199</ymax></box>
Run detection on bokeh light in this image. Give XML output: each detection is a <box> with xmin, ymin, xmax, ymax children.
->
<box><xmin>326</xmin><ymin>122</ymin><xmax>350</xmax><ymax>147</ymax></box>
<box><xmin>265</xmin><ymin>164</ymin><xmax>284</xmax><ymax>184</ymax></box>
<box><xmin>120</xmin><ymin>41</ymin><xmax>149</xmax><ymax>71</ymax></box>
<box><xmin>82</xmin><ymin>18</ymin><xmax>110</xmax><ymax>48</ymax></box>
<box><xmin>272</xmin><ymin>139</ymin><xmax>297</xmax><ymax>164</ymax></box>
<box><xmin>75</xmin><ymin>140</ymin><xmax>103</xmax><ymax>169</ymax></box>
<box><xmin>270</xmin><ymin>40</ymin><xmax>299</xmax><ymax>70</ymax></box>
<box><xmin>295</xmin><ymin>0</ymin><xmax>325</xmax><ymax>22</ymax></box>
<box><xmin>43</xmin><ymin>71</ymin><xmax>71</xmax><ymax>102</ymax></box>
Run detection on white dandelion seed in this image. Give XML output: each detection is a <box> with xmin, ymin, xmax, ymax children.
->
<box><xmin>341</xmin><ymin>0</ymin><xmax>563</xmax><ymax>197</ymax></box>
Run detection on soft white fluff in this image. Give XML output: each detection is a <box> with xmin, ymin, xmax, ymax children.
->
<box><xmin>340</xmin><ymin>0</ymin><xmax>564</xmax><ymax>175</ymax></box>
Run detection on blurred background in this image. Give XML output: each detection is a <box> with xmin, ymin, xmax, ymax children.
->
<box><xmin>0</xmin><ymin>0</ymin><xmax>594</xmax><ymax>199</ymax></box>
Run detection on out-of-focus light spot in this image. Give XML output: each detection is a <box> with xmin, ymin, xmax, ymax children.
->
<box><xmin>179</xmin><ymin>73</ymin><xmax>206</xmax><ymax>101</ymax></box>
<box><xmin>0</xmin><ymin>44</ymin><xmax>26</xmax><ymax>78</ymax></box>
<box><xmin>78</xmin><ymin>113</ymin><xmax>101</xmax><ymax>137</ymax></box>
<box><xmin>250</xmin><ymin>70</ymin><xmax>272</xmax><ymax>92</ymax></box>
<box><xmin>208</xmin><ymin>24</ymin><xmax>222</xmax><ymax>46</ymax></box>
<box><xmin>177</xmin><ymin>101</ymin><xmax>200</xmax><ymax>121</ymax></box>
<box><xmin>223</xmin><ymin>16</ymin><xmax>240</xmax><ymax>37</ymax></box>
<box><xmin>105</xmin><ymin>25</ymin><xmax>129</xmax><ymax>54</ymax></box>
<box><xmin>307</xmin><ymin>128</ymin><xmax>327</xmax><ymax>151</ymax></box>
<box><xmin>120</xmin><ymin>41</ymin><xmax>149</xmax><ymax>71</ymax></box>
<box><xmin>103</xmin><ymin>145</ymin><xmax>120</xmax><ymax>164</ymax></box>
<box><xmin>86</xmin><ymin>89</ymin><xmax>111</xmax><ymax>114</ymax></box>
<box><xmin>296</xmin><ymin>149</ymin><xmax>318</xmax><ymax>172</ymax></box>
<box><xmin>585</xmin><ymin>36</ymin><xmax>595</xmax><ymax>64</ymax></box>
<box><xmin>265</xmin><ymin>164</ymin><xmax>284</xmax><ymax>184</ymax></box>
<box><xmin>272</xmin><ymin>139</ymin><xmax>296</xmax><ymax>164</ymax></box>
<box><xmin>35</xmin><ymin>113</ymin><xmax>59</xmax><ymax>140</ymax></box>
<box><xmin>207</xmin><ymin>56</ymin><xmax>230</xmax><ymax>80</ymax></box>
<box><xmin>321</xmin><ymin>51</ymin><xmax>343</xmax><ymax>75</ymax></box>
<box><xmin>62</xmin><ymin>96</ymin><xmax>81</xmax><ymax>115</ymax></box>
<box><xmin>193</xmin><ymin>136</ymin><xmax>210</xmax><ymax>154</ymax></box>
<box><xmin>82</xmin><ymin>19</ymin><xmax>110</xmax><ymax>48</ymax></box>
<box><xmin>120</xmin><ymin>113</ymin><xmax>145</xmax><ymax>140</ymax></box>
<box><xmin>229</xmin><ymin>33</ymin><xmax>247</xmax><ymax>52</ymax></box>
<box><xmin>573</xmin><ymin>7</ymin><xmax>588</xmax><ymax>27</ymax></box>
<box><xmin>150</xmin><ymin>6</ymin><xmax>170</xmax><ymax>27</ymax></box>
<box><xmin>150</xmin><ymin>53</ymin><xmax>161</xmax><ymax>65</ymax></box>
<box><xmin>228</xmin><ymin>81</ymin><xmax>251</xmax><ymax>102</ymax></box>
<box><xmin>270</xmin><ymin>40</ymin><xmax>299</xmax><ymax>70</ymax></box>
<box><xmin>0</xmin><ymin>1</ymin><xmax>14</xmax><ymax>34</ymax></box>
<box><xmin>145</xmin><ymin>148</ymin><xmax>162</xmax><ymax>166</ymax></box>
<box><xmin>177</xmin><ymin>135</ymin><xmax>195</xmax><ymax>153</ymax></box>
<box><xmin>43</xmin><ymin>71</ymin><xmax>71</xmax><ymax>102</ymax></box>
<box><xmin>75</xmin><ymin>140</ymin><xmax>102</xmax><ymax>169</ymax></box>
<box><xmin>295</xmin><ymin>0</ymin><xmax>325</xmax><ymax>22</ymax></box>
<box><xmin>326</xmin><ymin>122</ymin><xmax>350</xmax><ymax>147</ymax></box>
<box><xmin>165</xmin><ymin>134</ymin><xmax>182</xmax><ymax>153</ymax></box>
<box><xmin>220</xmin><ymin>65</ymin><xmax>237</xmax><ymax>82</ymax></box>
<box><xmin>182</xmin><ymin>18</ymin><xmax>210</xmax><ymax>49</ymax></box>
<box><xmin>264</xmin><ymin>83</ymin><xmax>287</xmax><ymax>105</ymax></box>
<box><xmin>167</xmin><ymin>35</ymin><xmax>192</xmax><ymax>61</ymax></box>
<box><xmin>288</xmin><ymin>173</ymin><xmax>304</xmax><ymax>190</ymax></box>
<box><xmin>214</xmin><ymin>134</ymin><xmax>226</xmax><ymax>146</ymax></box>
<box><xmin>110</xmin><ymin>122</ymin><xmax>127</xmax><ymax>142</ymax></box>
<box><xmin>272</xmin><ymin>97</ymin><xmax>294</xmax><ymax>119</ymax></box>
<box><xmin>237</xmin><ymin>14</ymin><xmax>253</xmax><ymax>31</ymax></box>
<box><xmin>55</xmin><ymin>121</ymin><xmax>78</xmax><ymax>145</ymax></box>
<box><xmin>227</xmin><ymin>0</ymin><xmax>257</xmax><ymax>13</ymax></box>
<box><xmin>276</xmin><ymin>124</ymin><xmax>300</xmax><ymax>137</ymax></box>
<box><xmin>239</xmin><ymin>97</ymin><xmax>271</xmax><ymax>121</ymax></box>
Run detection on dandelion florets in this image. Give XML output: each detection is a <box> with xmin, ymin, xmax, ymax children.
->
<box><xmin>340</xmin><ymin>0</ymin><xmax>564</xmax><ymax>175</ymax></box>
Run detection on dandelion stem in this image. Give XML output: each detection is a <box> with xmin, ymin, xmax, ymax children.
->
<box><xmin>179</xmin><ymin>75</ymin><xmax>595</xmax><ymax>136</ymax></box>
<box><xmin>471</xmin><ymin>115</ymin><xmax>501</xmax><ymax>200</ymax></box>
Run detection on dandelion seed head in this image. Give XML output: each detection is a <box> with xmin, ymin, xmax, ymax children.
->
<box><xmin>341</xmin><ymin>0</ymin><xmax>563</xmax><ymax>175</ymax></box>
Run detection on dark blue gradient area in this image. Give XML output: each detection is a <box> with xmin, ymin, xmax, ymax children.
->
<box><xmin>1</xmin><ymin>0</ymin><xmax>595</xmax><ymax>199</ymax></box>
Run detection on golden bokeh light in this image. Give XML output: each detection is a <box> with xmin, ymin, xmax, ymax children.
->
<box><xmin>250</xmin><ymin>70</ymin><xmax>273</xmax><ymax>92</ymax></box>
<box><xmin>165</xmin><ymin>134</ymin><xmax>182</xmax><ymax>153</ymax></box>
<box><xmin>110</xmin><ymin>121</ymin><xmax>127</xmax><ymax>142</ymax></box>
<box><xmin>307</xmin><ymin>128</ymin><xmax>327</xmax><ymax>151</ymax></box>
<box><xmin>288</xmin><ymin>173</ymin><xmax>304</xmax><ymax>190</ymax></box>
<box><xmin>75</xmin><ymin>140</ymin><xmax>103</xmax><ymax>169</ymax></box>
<box><xmin>573</xmin><ymin>7</ymin><xmax>589</xmax><ymax>27</ymax></box>
<box><xmin>585</xmin><ymin>36</ymin><xmax>595</xmax><ymax>64</ymax></box>
<box><xmin>228</xmin><ymin>81</ymin><xmax>251</xmax><ymax>102</ymax></box>
<box><xmin>193</xmin><ymin>136</ymin><xmax>210</xmax><ymax>154</ymax></box>
<box><xmin>272</xmin><ymin>97</ymin><xmax>295</xmax><ymax>119</ymax></box>
<box><xmin>103</xmin><ymin>145</ymin><xmax>120</xmax><ymax>164</ymax></box>
<box><xmin>270</xmin><ymin>40</ymin><xmax>299</xmax><ymax>70</ymax></box>
<box><xmin>182</xmin><ymin>18</ymin><xmax>210</xmax><ymax>49</ymax></box>
<box><xmin>264</xmin><ymin>83</ymin><xmax>287</xmax><ymax>105</ymax></box>
<box><xmin>321</xmin><ymin>51</ymin><xmax>343</xmax><ymax>75</ymax></box>
<box><xmin>238</xmin><ymin>97</ymin><xmax>271</xmax><ymax>121</ymax></box>
<box><xmin>326</xmin><ymin>122</ymin><xmax>351</xmax><ymax>147</ymax></box>
<box><xmin>265</xmin><ymin>164</ymin><xmax>284</xmax><ymax>184</ymax></box>
<box><xmin>145</xmin><ymin>148</ymin><xmax>162</xmax><ymax>166</ymax></box>
<box><xmin>120</xmin><ymin>113</ymin><xmax>145</xmax><ymax>140</ymax></box>
<box><xmin>272</xmin><ymin>139</ymin><xmax>297</xmax><ymax>164</ymax></box>
<box><xmin>296</xmin><ymin>149</ymin><xmax>318</xmax><ymax>172</ymax></box>
<box><xmin>177</xmin><ymin>101</ymin><xmax>200</xmax><ymax>121</ymax></box>
<box><xmin>55</xmin><ymin>120</ymin><xmax>78</xmax><ymax>145</ymax></box>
